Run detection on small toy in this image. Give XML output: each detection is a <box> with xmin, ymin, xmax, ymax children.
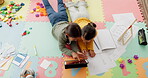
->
<box><xmin>15</xmin><ymin>16</ymin><xmax>19</xmax><ymax>19</ymax></box>
<box><xmin>3</xmin><ymin>18</ymin><xmax>9</xmax><ymax>22</ymax></box>
<box><xmin>27</xmin><ymin>31</ymin><xmax>30</xmax><ymax>34</ymax></box>
<box><xmin>36</xmin><ymin>2</ymin><xmax>40</xmax><ymax>5</ymax></box>
<box><xmin>134</xmin><ymin>55</ymin><xmax>139</xmax><ymax>59</ymax></box>
<box><xmin>19</xmin><ymin>15</ymin><xmax>22</xmax><ymax>18</ymax></box>
<box><xmin>127</xmin><ymin>59</ymin><xmax>132</xmax><ymax>63</ymax></box>
<box><xmin>39</xmin><ymin>3</ymin><xmax>43</xmax><ymax>6</ymax></box>
<box><xmin>8</xmin><ymin>11</ymin><xmax>11</xmax><ymax>14</ymax></box>
<box><xmin>20</xmin><ymin>3</ymin><xmax>25</xmax><ymax>6</ymax></box>
<box><xmin>35</xmin><ymin>14</ymin><xmax>39</xmax><ymax>17</ymax></box>
<box><xmin>1</xmin><ymin>7</ymin><xmax>7</xmax><ymax>11</ymax></box>
<box><xmin>30</xmin><ymin>10</ymin><xmax>34</xmax><ymax>13</ymax></box>
<box><xmin>43</xmin><ymin>13</ymin><xmax>47</xmax><ymax>16</ymax></box>
<box><xmin>22</xmin><ymin>31</ymin><xmax>27</xmax><ymax>36</ymax></box>
<box><xmin>40</xmin><ymin>13</ymin><xmax>44</xmax><ymax>16</ymax></box>
<box><xmin>117</xmin><ymin>58</ymin><xmax>123</xmax><ymax>63</ymax></box>
<box><xmin>36</xmin><ymin>9</ymin><xmax>40</xmax><ymax>12</ymax></box>
<box><xmin>10</xmin><ymin>1</ymin><xmax>15</xmax><ymax>5</ymax></box>
<box><xmin>7</xmin><ymin>18</ymin><xmax>12</xmax><ymax>26</ymax></box>
<box><xmin>15</xmin><ymin>8</ymin><xmax>19</xmax><ymax>11</ymax></box>
<box><xmin>16</xmin><ymin>4</ymin><xmax>20</xmax><ymax>6</ymax></box>
<box><xmin>29</xmin><ymin>27</ymin><xmax>32</xmax><ymax>30</ymax></box>
<box><xmin>36</xmin><ymin>6</ymin><xmax>40</xmax><ymax>9</ymax></box>
<box><xmin>16</xmin><ymin>23</ymin><xmax>18</xmax><ymax>25</ymax></box>
<box><xmin>33</xmin><ymin>8</ymin><xmax>36</xmax><ymax>11</ymax></box>
<box><xmin>22</xmin><ymin>30</ymin><xmax>31</xmax><ymax>36</ymax></box>
<box><xmin>12</xmin><ymin>9</ymin><xmax>16</xmax><ymax>13</ymax></box>
<box><xmin>3</xmin><ymin>11</ymin><xmax>7</xmax><ymax>14</ymax></box>
<box><xmin>40</xmin><ymin>6</ymin><xmax>44</xmax><ymax>8</ymax></box>
<box><xmin>120</xmin><ymin>64</ymin><xmax>124</xmax><ymax>69</ymax></box>
<box><xmin>9</xmin><ymin>5</ymin><xmax>13</xmax><ymax>7</ymax></box>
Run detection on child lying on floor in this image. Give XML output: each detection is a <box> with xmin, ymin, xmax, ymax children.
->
<box><xmin>65</xmin><ymin>0</ymin><xmax>97</xmax><ymax>57</ymax></box>
<box><xmin>42</xmin><ymin>0</ymin><xmax>87</xmax><ymax>61</ymax></box>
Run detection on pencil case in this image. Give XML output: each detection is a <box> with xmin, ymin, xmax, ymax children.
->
<box><xmin>138</xmin><ymin>28</ymin><xmax>147</xmax><ymax>45</ymax></box>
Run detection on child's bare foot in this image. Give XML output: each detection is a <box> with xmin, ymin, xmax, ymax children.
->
<box><xmin>88</xmin><ymin>50</ymin><xmax>96</xmax><ymax>57</ymax></box>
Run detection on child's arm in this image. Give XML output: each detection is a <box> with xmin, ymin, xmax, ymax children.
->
<box><xmin>87</xmin><ymin>40</ymin><xmax>96</xmax><ymax>57</ymax></box>
<box><xmin>59</xmin><ymin>37</ymin><xmax>74</xmax><ymax>56</ymax></box>
<box><xmin>77</xmin><ymin>39</ymin><xmax>87</xmax><ymax>52</ymax></box>
<box><xmin>70</xmin><ymin>41</ymin><xmax>80</xmax><ymax>52</ymax></box>
<box><xmin>86</xmin><ymin>40</ymin><xmax>94</xmax><ymax>51</ymax></box>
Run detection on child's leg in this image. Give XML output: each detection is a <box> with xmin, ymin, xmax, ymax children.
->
<box><xmin>77</xmin><ymin>0</ymin><xmax>89</xmax><ymax>19</ymax></box>
<box><xmin>65</xmin><ymin>1</ymin><xmax>79</xmax><ymax>22</ymax></box>
<box><xmin>57</xmin><ymin>0</ymin><xmax>68</xmax><ymax>22</ymax></box>
<box><xmin>42</xmin><ymin>0</ymin><xmax>57</xmax><ymax>25</ymax></box>
<box><xmin>58</xmin><ymin>0</ymin><xmax>66</xmax><ymax>12</ymax></box>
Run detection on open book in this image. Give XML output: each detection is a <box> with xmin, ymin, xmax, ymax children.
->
<box><xmin>94</xmin><ymin>29</ymin><xmax>116</xmax><ymax>53</ymax></box>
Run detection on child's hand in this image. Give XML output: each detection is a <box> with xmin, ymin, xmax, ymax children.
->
<box><xmin>77</xmin><ymin>51</ymin><xmax>88</xmax><ymax>60</ymax></box>
<box><xmin>88</xmin><ymin>50</ymin><xmax>96</xmax><ymax>57</ymax></box>
<box><xmin>72</xmin><ymin>52</ymin><xmax>80</xmax><ymax>61</ymax></box>
<box><xmin>82</xmin><ymin>49</ymin><xmax>87</xmax><ymax>54</ymax></box>
<box><xmin>72</xmin><ymin>52</ymin><xmax>87</xmax><ymax>61</ymax></box>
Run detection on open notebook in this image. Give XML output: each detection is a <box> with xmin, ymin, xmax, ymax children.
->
<box><xmin>94</xmin><ymin>29</ymin><xmax>116</xmax><ymax>53</ymax></box>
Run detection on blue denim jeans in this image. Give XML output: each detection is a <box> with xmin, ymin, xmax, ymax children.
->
<box><xmin>42</xmin><ymin>0</ymin><xmax>68</xmax><ymax>26</ymax></box>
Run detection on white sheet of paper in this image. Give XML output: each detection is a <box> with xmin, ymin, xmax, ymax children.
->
<box><xmin>87</xmin><ymin>53</ymin><xmax>116</xmax><ymax>75</ymax></box>
<box><xmin>110</xmin><ymin>26</ymin><xmax>139</xmax><ymax>60</ymax></box>
<box><xmin>101</xmin><ymin>54</ymin><xmax>116</xmax><ymax>69</ymax></box>
<box><xmin>40</xmin><ymin>59</ymin><xmax>51</xmax><ymax>69</ymax></box>
<box><xmin>109</xmin><ymin>46</ymin><xmax>126</xmax><ymax>61</ymax></box>
<box><xmin>87</xmin><ymin>54</ymin><xmax>108</xmax><ymax>75</ymax></box>
<box><xmin>112</xmin><ymin>13</ymin><xmax>136</xmax><ymax>26</ymax></box>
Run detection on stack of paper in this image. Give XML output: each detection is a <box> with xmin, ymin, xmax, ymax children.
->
<box><xmin>111</xmin><ymin>13</ymin><xmax>136</xmax><ymax>42</ymax></box>
<box><xmin>0</xmin><ymin>56</ymin><xmax>14</xmax><ymax>70</ymax></box>
<box><xmin>0</xmin><ymin>43</ymin><xmax>16</xmax><ymax>70</ymax></box>
<box><xmin>0</xmin><ymin>43</ymin><xmax>15</xmax><ymax>58</ymax></box>
<box><xmin>88</xmin><ymin>13</ymin><xmax>138</xmax><ymax>75</ymax></box>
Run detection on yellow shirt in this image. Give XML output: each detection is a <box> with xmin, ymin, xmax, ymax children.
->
<box><xmin>74</xmin><ymin>17</ymin><xmax>94</xmax><ymax>51</ymax></box>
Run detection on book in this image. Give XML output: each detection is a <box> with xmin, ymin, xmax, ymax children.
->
<box><xmin>12</xmin><ymin>53</ymin><xmax>28</xmax><ymax>67</ymax></box>
<box><xmin>94</xmin><ymin>29</ymin><xmax>116</xmax><ymax>52</ymax></box>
